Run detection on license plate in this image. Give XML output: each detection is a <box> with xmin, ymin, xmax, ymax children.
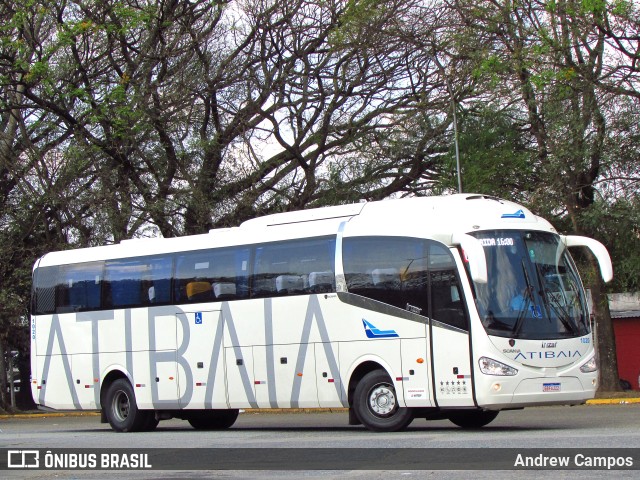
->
<box><xmin>543</xmin><ymin>382</ymin><xmax>561</xmax><ymax>392</ymax></box>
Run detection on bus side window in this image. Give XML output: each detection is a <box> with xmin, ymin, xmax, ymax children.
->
<box><xmin>103</xmin><ymin>260</ymin><xmax>145</xmax><ymax>308</ymax></box>
<box><xmin>251</xmin><ymin>237</ymin><xmax>335</xmax><ymax>298</ymax></box>
<box><xmin>429</xmin><ymin>244</ymin><xmax>467</xmax><ymax>331</ymax></box>
<box><xmin>251</xmin><ymin>245</ymin><xmax>276</xmax><ymax>297</ymax></box>
<box><xmin>343</xmin><ymin>237</ymin><xmax>429</xmax><ymax>316</ymax></box>
<box><xmin>210</xmin><ymin>248</ymin><xmax>250</xmax><ymax>300</ymax></box>
<box><xmin>175</xmin><ymin>253</ymin><xmax>214</xmax><ymax>303</ymax></box>
<box><xmin>102</xmin><ymin>257</ymin><xmax>173</xmax><ymax>308</ymax></box>
<box><xmin>33</xmin><ymin>266</ymin><xmax>60</xmax><ymax>315</ymax></box>
<box><xmin>147</xmin><ymin>257</ymin><xmax>173</xmax><ymax>304</ymax></box>
<box><xmin>175</xmin><ymin>247</ymin><xmax>249</xmax><ymax>304</ymax></box>
<box><xmin>57</xmin><ymin>262</ymin><xmax>104</xmax><ymax>312</ymax></box>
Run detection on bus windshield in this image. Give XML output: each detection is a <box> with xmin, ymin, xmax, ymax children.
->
<box><xmin>471</xmin><ymin>230</ymin><xmax>589</xmax><ymax>340</ymax></box>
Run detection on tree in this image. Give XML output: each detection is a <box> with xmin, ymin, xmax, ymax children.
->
<box><xmin>1</xmin><ymin>0</ymin><xmax>638</xmax><ymax>410</ymax></box>
<box><xmin>0</xmin><ymin>0</ymin><xmax>461</xmax><ymax>409</ymax></box>
<box><xmin>444</xmin><ymin>0</ymin><xmax>640</xmax><ymax>391</ymax></box>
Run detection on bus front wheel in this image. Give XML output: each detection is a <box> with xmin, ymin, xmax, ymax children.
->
<box><xmin>448</xmin><ymin>410</ymin><xmax>499</xmax><ymax>429</ymax></box>
<box><xmin>104</xmin><ymin>378</ymin><xmax>153</xmax><ymax>432</ymax></box>
<box><xmin>353</xmin><ymin>370</ymin><xmax>413</xmax><ymax>432</ymax></box>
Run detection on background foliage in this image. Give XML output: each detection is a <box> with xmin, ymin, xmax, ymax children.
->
<box><xmin>1</xmin><ymin>0</ymin><xmax>638</xmax><ymax>409</ymax></box>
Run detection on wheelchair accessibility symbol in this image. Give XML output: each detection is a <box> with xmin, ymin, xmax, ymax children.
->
<box><xmin>195</xmin><ymin>312</ymin><xmax>202</xmax><ymax>324</ymax></box>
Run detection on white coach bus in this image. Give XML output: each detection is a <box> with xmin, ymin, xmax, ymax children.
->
<box><xmin>30</xmin><ymin>194</ymin><xmax>612</xmax><ymax>432</ymax></box>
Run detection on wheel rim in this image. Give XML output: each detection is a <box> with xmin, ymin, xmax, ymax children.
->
<box><xmin>112</xmin><ymin>390</ymin><xmax>130</xmax><ymax>422</ymax></box>
<box><xmin>367</xmin><ymin>382</ymin><xmax>397</xmax><ymax>417</ymax></box>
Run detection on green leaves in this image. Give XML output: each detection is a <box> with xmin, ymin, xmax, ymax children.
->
<box><xmin>580</xmin><ymin>198</ymin><xmax>640</xmax><ymax>292</ymax></box>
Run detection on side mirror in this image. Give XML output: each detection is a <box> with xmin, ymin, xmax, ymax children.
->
<box><xmin>562</xmin><ymin>235</ymin><xmax>613</xmax><ymax>283</ymax></box>
<box><xmin>452</xmin><ymin>233</ymin><xmax>488</xmax><ymax>284</ymax></box>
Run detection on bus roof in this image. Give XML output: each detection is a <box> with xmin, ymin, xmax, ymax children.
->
<box><xmin>35</xmin><ymin>194</ymin><xmax>555</xmax><ymax>268</ymax></box>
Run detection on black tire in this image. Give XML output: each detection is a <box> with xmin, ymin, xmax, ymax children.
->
<box><xmin>353</xmin><ymin>370</ymin><xmax>413</xmax><ymax>432</ymax></box>
<box><xmin>448</xmin><ymin>410</ymin><xmax>499</xmax><ymax>429</ymax></box>
<box><xmin>187</xmin><ymin>409</ymin><xmax>240</xmax><ymax>430</ymax></box>
<box><xmin>140</xmin><ymin>411</ymin><xmax>159</xmax><ymax>431</ymax></box>
<box><xmin>103</xmin><ymin>378</ymin><xmax>148</xmax><ymax>432</ymax></box>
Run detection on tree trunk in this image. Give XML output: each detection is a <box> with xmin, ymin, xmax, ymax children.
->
<box><xmin>589</xmin><ymin>269</ymin><xmax>621</xmax><ymax>392</ymax></box>
<box><xmin>0</xmin><ymin>337</ymin><xmax>8</xmax><ymax>412</ymax></box>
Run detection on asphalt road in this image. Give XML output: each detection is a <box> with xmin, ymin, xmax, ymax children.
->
<box><xmin>1</xmin><ymin>404</ymin><xmax>639</xmax><ymax>479</ymax></box>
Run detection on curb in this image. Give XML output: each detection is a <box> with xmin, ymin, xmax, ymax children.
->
<box><xmin>586</xmin><ymin>398</ymin><xmax>640</xmax><ymax>405</ymax></box>
<box><xmin>0</xmin><ymin>411</ymin><xmax>101</xmax><ymax>420</ymax></box>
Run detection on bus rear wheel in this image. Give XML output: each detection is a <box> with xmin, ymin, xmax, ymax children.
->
<box><xmin>448</xmin><ymin>410</ymin><xmax>499</xmax><ymax>429</ymax></box>
<box><xmin>353</xmin><ymin>370</ymin><xmax>413</xmax><ymax>432</ymax></box>
<box><xmin>187</xmin><ymin>409</ymin><xmax>240</xmax><ymax>430</ymax></box>
<box><xmin>104</xmin><ymin>378</ymin><xmax>152</xmax><ymax>432</ymax></box>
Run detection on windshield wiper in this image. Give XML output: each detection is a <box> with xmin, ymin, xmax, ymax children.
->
<box><xmin>512</xmin><ymin>259</ymin><xmax>534</xmax><ymax>337</ymax></box>
<box><xmin>532</xmin><ymin>262</ymin><xmax>553</xmax><ymax>320</ymax></box>
<box><xmin>533</xmin><ymin>262</ymin><xmax>578</xmax><ymax>336</ymax></box>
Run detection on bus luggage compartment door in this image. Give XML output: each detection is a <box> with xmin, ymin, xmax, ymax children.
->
<box><xmin>430</xmin><ymin>323</ymin><xmax>474</xmax><ymax>407</ymax></box>
<box><xmin>401</xmin><ymin>338</ymin><xmax>434</xmax><ymax>408</ymax></box>
<box><xmin>176</xmin><ymin>310</ymin><xmax>227</xmax><ymax>409</ymax></box>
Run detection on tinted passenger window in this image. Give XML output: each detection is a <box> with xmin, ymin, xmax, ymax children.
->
<box><xmin>174</xmin><ymin>248</ymin><xmax>250</xmax><ymax>303</ymax></box>
<box><xmin>54</xmin><ymin>262</ymin><xmax>104</xmax><ymax>312</ymax></box>
<box><xmin>343</xmin><ymin>237</ymin><xmax>468</xmax><ymax>330</ymax></box>
<box><xmin>343</xmin><ymin>237</ymin><xmax>430</xmax><ymax>315</ymax></box>
<box><xmin>33</xmin><ymin>266</ymin><xmax>60</xmax><ymax>315</ymax></box>
<box><xmin>34</xmin><ymin>263</ymin><xmax>104</xmax><ymax>314</ymax></box>
<box><xmin>103</xmin><ymin>256</ymin><xmax>173</xmax><ymax>308</ymax></box>
<box><xmin>251</xmin><ymin>237</ymin><xmax>335</xmax><ymax>297</ymax></box>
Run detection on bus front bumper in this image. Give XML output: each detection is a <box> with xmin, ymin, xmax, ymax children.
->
<box><xmin>476</xmin><ymin>375</ymin><xmax>597</xmax><ymax>410</ymax></box>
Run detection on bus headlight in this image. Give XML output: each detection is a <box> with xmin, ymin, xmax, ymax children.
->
<box><xmin>580</xmin><ymin>357</ymin><xmax>597</xmax><ymax>373</ymax></box>
<box><xmin>479</xmin><ymin>357</ymin><xmax>518</xmax><ymax>376</ymax></box>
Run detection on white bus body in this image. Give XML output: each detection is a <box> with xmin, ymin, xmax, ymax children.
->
<box><xmin>30</xmin><ymin>195</ymin><xmax>612</xmax><ymax>432</ymax></box>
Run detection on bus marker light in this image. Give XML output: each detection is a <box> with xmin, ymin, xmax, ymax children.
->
<box><xmin>297</xmin><ymin>373</ymin><xmax>303</xmax><ymax>377</ymax></box>
<box><xmin>328</xmin><ymin>379</ymin><xmax>335</xmax><ymax>383</ymax></box>
<box><xmin>417</xmin><ymin>358</ymin><xmax>424</xmax><ymax>364</ymax></box>
<box><xmin>492</xmin><ymin>383</ymin><xmax>501</xmax><ymax>392</ymax></box>
<box><xmin>169</xmin><ymin>376</ymin><xmax>174</xmax><ymax>380</ymax></box>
